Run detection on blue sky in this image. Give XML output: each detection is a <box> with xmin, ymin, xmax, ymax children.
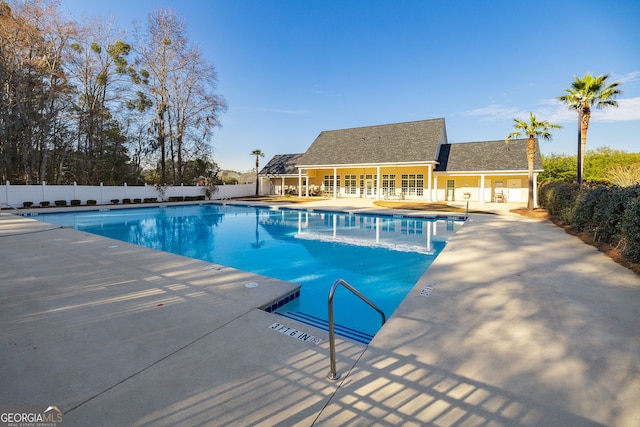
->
<box><xmin>58</xmin><ymin>0</ymin><xmax>640</xmax><ymax>172</ymax></box>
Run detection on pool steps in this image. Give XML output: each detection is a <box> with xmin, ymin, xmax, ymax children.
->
<box><xmin>277</xmin><ymin>311</ymin><xmax>374</xmax><ymax>345</ymax></box>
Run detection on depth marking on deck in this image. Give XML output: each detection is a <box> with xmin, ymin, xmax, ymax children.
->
<box><xmin>420</xmin><ymin>282</ymin><xmax>436</xmax><ymax>297</ymax></box>
<box><xmin>268</xmin><ymin>322</ymin><xmax>323</xmax><ymax>346</ymax></box>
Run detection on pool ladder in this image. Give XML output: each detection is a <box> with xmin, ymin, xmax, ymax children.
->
<box><xmin>327</xmin><ymin>278</ymin><xmax>386</xmax><ymax>381</ymax></box>
<box><xmin>0</xmin><ymin>203</ymin><xmax>22</xmax><ymax>216</ymax></box>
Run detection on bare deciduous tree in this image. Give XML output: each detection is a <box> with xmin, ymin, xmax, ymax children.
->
<box><xmin>135</xmin><ymin>8</ymin><xmax>186</xmax><ymax>185</ymax></box>
<box><xmin>135</xmin><ymin>7</ymin><xmax>225</xmax><ymax>185</ymax></box>
<box><xmin>66</xmin><ymin>16</ymin><xmax>135</xmax><ymax>184</ymax></box>
<box><xmin>0</xmin><ymin>0</ymin><xmax>76</xmax><ymax>184</ymax></box>
<box><xmin>1</xmin><ymin>2</ymin><xmax>225</xmax><ymax>186</ymax></box>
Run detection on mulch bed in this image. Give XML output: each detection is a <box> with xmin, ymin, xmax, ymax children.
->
<box><xmin>373</xmin><ymin>201</ymin><xmax>489</xmax><ymax>214</ymax></box>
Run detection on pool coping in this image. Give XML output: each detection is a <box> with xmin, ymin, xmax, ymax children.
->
<box><xmin>22</xmin><ymin>200</ymin><xmax>466</xmax><ymax>342</ymax></box>
<box><xmin>15</xmin><ymin>198</ymin><xmax>469</xmax><ymax>221</ymax></box>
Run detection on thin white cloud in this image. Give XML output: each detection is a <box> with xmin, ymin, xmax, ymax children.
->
<box><xmin>464</xmin><ymin>104</ymin><xmax>528</xmax><ymax>121</ymax></box>
<box><xmin>256</xmin><ymin>107</ymin><xmax>309</xmax><ymax>115</ymax></box>
<box><xmin>536</xmin><ymin>99</ymin><xmax>578</xmax><ymax>123</ymax></box>
<box><xmin>546</xmin><ymin>97</ymin><xmax>640</xmax><ymax>123</ymax></box>
<box><xmin>470</xmin><ymin>96</ymin><xmax>640</xmax><ymax>125</ymax></box>
<box><xmin>612</xmin><ymin>70</ymin><xmax>640</xmax><ymax>84</ymax></box>
<box><xmin>596</xmin><ymin>97</ymin><xmax>640</xmax><ymax>122</ymax></box>
<box><xmin>312</xmin><ymin>84</ymin><xmax>326</xmax><ymax>95</ymax></box>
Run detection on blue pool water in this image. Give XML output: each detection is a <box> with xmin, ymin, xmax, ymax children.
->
<box><xmin>37</xmin><ymin>204</ymin><xmax>464</xmax><ymax>341</ymax></box>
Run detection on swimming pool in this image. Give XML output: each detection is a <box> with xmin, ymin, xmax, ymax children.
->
<box><xmin>37</xmin><ymin>204</ymin><xmax>464</xmax><ymax>342</ymax></box>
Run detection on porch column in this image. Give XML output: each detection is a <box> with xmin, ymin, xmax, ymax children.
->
<box><xmin>298</xmin><ymin>169</ymin><xmax>302</xmax><ymax>197</ymax></box>
<box><xmin>376</xmin><ymin>166</ymin><xmax>381</xmax><ymax>200</ymax></box>
<box><xmin>479</xmin><ymin>175</ymin><xmax>486</xmax><ymax>204</ymax></box>
<box><xmin>433</xmin><ymin>176</ymin><xmax>438</xmax><ymax>202</ymax></box>
<box><xmin>533</xmin><ymin>172</ymin><xmax>538</xmax><ymax>207</ymax></box>
<box><xmin>333</xmin><ymin>167</ymin><xmax>337</xmax><ymax>199</ymax></box>
<box><xmin>427</xmin><ymin>164</ymin><xmax>433</xmax><ymax>202</ymax></box>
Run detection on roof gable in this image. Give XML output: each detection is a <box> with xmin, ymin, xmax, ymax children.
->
<box><xmin>436</xmin><ymin>139</ymin><xmax>542</xmax><ymax>172</ymax></box>
<box><xmin>296</xmin><ymin>118</ymin><xmax>447</xmax><ymax>166</ymax></box>
<box><xmin>259</xmin><ymin>153</ymin><xmax>305</xmax><ymax>176</ymax></box>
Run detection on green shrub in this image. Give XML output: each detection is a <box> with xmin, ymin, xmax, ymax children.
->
<box><xmin>54</xmin><ymin>200</ymin><xmax>67</xmax><ymax>207</ymax></box>
<box><xmin>71</xmin><ymin>199</ymin><xmax>81</xmax><ymax>206</ymax></box>
<box><xmin>570</xmin><ymin>186</ymin><xmax>596</xmax><ymax>232</ymax></box>
<box><xmin>87</xmin><ymin>200</ymin><xmax>97</xmax><ymax>205</ymax></box>
<box><xmin>540</xmin><ymin>183</ymin><xmax>640</xmax><ymax>261</ymax></box>
<box><xmin>621</xmin><ymin>195</ymin><xmax>640</xmax><ymax>262</ymax></box>
<box><xmin>22</xmin><ymin>201</ymin><xmax>33</xmax><ymax>208</ymax></box>
<box><xmin>40</xmin><ymin>201</ymin><xmax>50</xmax><ymax>207</ymax></box>
<box><xmin>591</xmin><ymin>187</ymin><xmax>624</xmax><ymax>242</ymax></box>
<box><xmin>539</xmin><ymin>182</ymin><xmax>581</xmax><ymax>223</ymax></box>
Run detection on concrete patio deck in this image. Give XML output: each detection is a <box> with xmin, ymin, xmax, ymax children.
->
<box><xmin>1</xmin><ymin>198</ymin><xmax>638</xmax><ymax>426</ymax></box>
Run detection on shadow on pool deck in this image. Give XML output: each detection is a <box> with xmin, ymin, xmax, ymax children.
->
<box><xmin>1</xmin><ymin>199</ymin><xmax>639</xmax><ymax>426</ymax></box>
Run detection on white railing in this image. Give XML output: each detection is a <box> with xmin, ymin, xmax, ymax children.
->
<box><xmin>1</xmin><ymin>181</ymin><xmax>256</xmax><ymax>207</ymax></box>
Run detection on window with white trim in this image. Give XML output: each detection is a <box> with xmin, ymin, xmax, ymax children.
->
<box><xmin>344</xmin><ymin>174</ymin><xmax>357</xmax><ymax>194</ymax></box>
<box><xmin>323</xmin><ymin>175</ymin><xmax>340</xmax><ymax>193</ymax></box>
<box><xmin>401</xmin><ymin>174</ymin><xmax>424</xmax><ymax>196</ymax></box>
<box><xmin>382</xmin><ymin>174</ymin><xmax>396</xmax><ymax>195</ymax></box>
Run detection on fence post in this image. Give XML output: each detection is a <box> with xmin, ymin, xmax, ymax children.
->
<box><xmin>42</xmin><ymin>181</ymin><xmax>46</xmax><ymax>204</ymax></box>
<box><xmin>100</xmin><ymin>182</ymin><xmax>104</xmax><ymax>204</ymax></box>
<box><xmin>73</xmin><ymin>181</ymin><xmax>77</xmax><ymax>200</ymax></box>
<box><xmin>124</xmin><ymin>183</ymin><xmax>127</xmax><ymax>199</ymax></box>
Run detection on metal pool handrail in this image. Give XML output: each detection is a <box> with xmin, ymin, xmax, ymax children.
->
<box><xmin>327</xmin><ymin>278</ymin><xmax>386</xmax><ymax>381</ymax></box>
<box><xmin>0</xmin><ymin>203</ymin><xmax>22</xmax><ymax>216</ymax></box>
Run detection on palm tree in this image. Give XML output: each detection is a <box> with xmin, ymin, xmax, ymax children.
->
<box><xmin>558</xmin><ymin>73</ymin><xmax>622</xmax><ymax>184</ymax></box>
<box><xmin>250</xmin><ymin>149</ymin><xmax>265</xmax><ymax>195</ymax></box>
<box><xmin>506</xmin><ymin>112</ymin><xmax>561</xmax><ymax>210</ymax></box>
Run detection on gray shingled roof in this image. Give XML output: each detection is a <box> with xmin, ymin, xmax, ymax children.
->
<box><xmin>296</xmin><ymin>118</ymin><xmax>447</xmax><ymax>166</ymax></box>
<box><xmin>259</xmin><ymin>153</ymin><xmax>305</xmax><ymax>176</ymax></box>
<box><xmin>435</xmin><ymin>139</ymin><xmax>542</xmax><ymax>172</ymax></box>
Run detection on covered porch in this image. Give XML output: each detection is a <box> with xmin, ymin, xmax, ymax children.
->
<box><xmin>295</xmin><ymin>162</ymin><xmax>438</xmax><ymax>202</ymax></box>
<box><xmin>433</xmin><ymin>171</ymin><xmax>538</xmax><ymax>205</ymax></box>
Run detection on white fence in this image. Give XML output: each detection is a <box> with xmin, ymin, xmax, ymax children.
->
<box><xmin>1</xmin><ymin>182</ymin><xmax>256</xmax><ymax>207</ymax></box>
